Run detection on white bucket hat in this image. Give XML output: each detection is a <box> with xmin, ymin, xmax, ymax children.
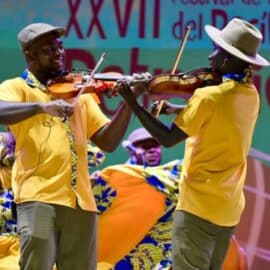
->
<box><xmin>205</xmin><ymin>18</ymin><xmax>270</xmax><ymax>67</ymax></box>
<box><xmin>122</xmin><ymin>128</ymin><xmax>157</xmax><ymax>150</ymax></box>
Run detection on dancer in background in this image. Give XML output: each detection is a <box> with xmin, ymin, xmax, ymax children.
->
<box><xmin>91</xmin><ymin>127</ymin><xmax>182</xmax><ymax>269</ymax></box>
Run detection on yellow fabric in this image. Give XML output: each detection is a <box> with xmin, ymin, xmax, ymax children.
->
<box><xmin>0</xmin><ymin>168</ymin><xmax>11</xmax><ymax>189</ymax></box>
<box><xmin>142</xmin><ymin>160</ymin><xmax>181</xmax><ymax>201</ymax></box>
<box><xmin>97</xmin><ymin>164</ymin><xmax>166</xmax><ymax>265</ymax></box>
<box><xmin>0</xmin><ymin>236</ymin><xmax>19</xmax><ymax>258</ymax></box>
<box><xmin>174</xmin><ymin>80</ymin><xmax>260</xmax><ymax>226</ymax></box>
<box><xmin>0</xmin><ymin>236</ymin><xmax>57</xmax><ymax>270</ymax></box>
<box><xmin>0</xmin><ymin>235</ymin><xmax>246</xmax><ymax>270</ymax></box>
<box><xmin>0</xmin><ymin>78</ymin><xmax>110</xmax><ymax>211</ymax></box>
<box><xmin>98</xmin><ymin>262</ymin><xmax>114</xmax><ymax>270</ymax></box>
<box><xmin>0</xmin><ymin>236</ymin><xmax>19</xmax><ymax>270</ymax></box>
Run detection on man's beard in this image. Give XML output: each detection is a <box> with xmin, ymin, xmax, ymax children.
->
<box><xmin>50</xmin><ymin>69</ymin><xmax>69</xmax><ymax>79</ymax></box>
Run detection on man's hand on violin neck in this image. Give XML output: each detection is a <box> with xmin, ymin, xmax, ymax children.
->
<box><xmin>151</xmin><ymin>100</ymin><xmax>186</xmax><ymax>116</ymax></box>
<box><xmin>40</xmin><ymin>99</ymin><xmax>74</xmax><ymax>118</ymax></box>
<box><xmin>132</xmin><ymin>72</ymin><xmax>152</xmax><ymax>83</ymax></box>
<box><xmin>116</xmin><ymin>80</ymin><xmax>142</xmax><ymax>103</ymax></box>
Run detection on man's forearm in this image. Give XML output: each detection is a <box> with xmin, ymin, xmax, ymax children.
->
<box><xmin>126</xmin><ymin>100</ymin><xmax>187</xmax><ymax>147</ymax></box>
<box><xmin>118</xmin><ymin>82</ymin><xmax>187</xmax><ymax>146</ymax></box>
<box><xmin>0</xmin><ymin>101</ymin><xmax>42</xmax><ymax>125</ymax></box>
<box><xmin>92</xmin><ymin>101</ymin><xmax>133</xmax><ymax>152</ymax></box>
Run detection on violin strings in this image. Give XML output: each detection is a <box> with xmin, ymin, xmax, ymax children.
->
<box><xmin>71</xmin><ymin>68</ymin><xmax>93</xmax><ymax>73</ymax></box>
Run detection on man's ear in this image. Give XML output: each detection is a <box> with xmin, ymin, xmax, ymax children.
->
<box><xmin>24</xmin><ymin>50</ymin><xmax>35</xmax><ymax>60</ymax></box>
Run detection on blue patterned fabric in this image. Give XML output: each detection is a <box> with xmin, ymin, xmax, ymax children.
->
<box><xmin>92</xmin><ymin>178</ymin><xmax>116</xmax><ymax>214</ymax></box>
<box><xmin>21</xmin><ymin>69</ymin><xmax>47</xmax><ymax>91</ymax></box>
<box><xmin>0</xmin><ymin>189</ymin><xmax>16</xmax><ymax>235</ymax></box>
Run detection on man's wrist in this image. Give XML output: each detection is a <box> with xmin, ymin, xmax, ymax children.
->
<box><xmin>37</xmin><ymin>103</ymin><xmax>45</xmax><ymax>114</ymax></box>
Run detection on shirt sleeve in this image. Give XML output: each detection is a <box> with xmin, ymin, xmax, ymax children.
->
<box><xmin>174</xmin><ymin>89</ymin><xmax>214</xmax><ymax>136</ymax></box>
<box><xmin>83</xmin><ymin>94</ymin><xmax>110</xmax><ymax>139</ymax></box>
<box><xmin>0</xmin><ymin>79</ymin><xmax>26</xmax><ymax>102</ymax></box>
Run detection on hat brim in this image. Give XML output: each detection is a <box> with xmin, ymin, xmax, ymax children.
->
<box><xmin>34</xmin><ymin>27</ymin><xmax>65</xmax><ymax>41</ymax></box>
<box><xmin>25</xmin><ymin>27</ymin><xmax>65</xmax><ymax>50</ymax></box>
<box><xmin>122</xmin><ymin>135</ymin><xmax>158</xmax><ymax>150</ymax></box>
<box><xmin>205</xmin><ymin>25</ymin><xmax>270</xmax><ymax>67</ymax></box>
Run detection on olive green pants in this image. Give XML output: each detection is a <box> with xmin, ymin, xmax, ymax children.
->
<box><xmin>17</xmin><ymin>202</ymin><xmax>97</xmax><ymax>270</ymax></box>
<box><xmin>172</xmin><ymin>210</ymin><xmax>235</xmax><ymax>270</ymax></box>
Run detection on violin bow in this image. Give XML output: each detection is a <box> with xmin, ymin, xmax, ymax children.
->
<box><xmin>154</xmin><ymin>25</ymin><xmax>191</xmax><ymax>117</ymax></box>
<box><xmin>171</xmin><ymin>25</ymin><xmax>191</xmax><ymax>75</ymax></box>
<box><xmin>72</xmin><ymin>52</ymin><xmax>106</xmax><ymax>106</ymax></box>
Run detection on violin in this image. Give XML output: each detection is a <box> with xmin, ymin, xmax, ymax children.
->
<box><xmin>146</xmin><ymin>67</ymin><xmax>222</xmax><ymax>100</ymax></box>
<box><xmin>47</xmin><ymin>72</ymin><xmax>115</xmax><ymax>101</ymax></box>
<box><xmin>47</xmin><ymin>52</ymin><xmax>111</xmax><ymax>105</ymax></box>
<box><xmin>94</xmin><ymin>67</ymin><xmax>221</xmax><ymax>99</ymax></box>
<box><xmin>47</xmin><ymin>67</ymin><xmax>221</xmax><ymax>101</ymax></box>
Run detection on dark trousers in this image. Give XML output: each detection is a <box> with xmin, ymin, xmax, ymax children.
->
<box><xmin>17</xmin><ymin>201</ymin><xmax>97</xmax><ymax>270</ymax></box>
<box><xmin>172</xmin><ymin>210</ymin><xmax>235</xmax><ymax>270</ymax></box>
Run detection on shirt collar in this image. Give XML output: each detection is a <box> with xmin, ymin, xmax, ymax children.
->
<box><xmin>222</xmin><ymin>73</ymin><xmax>245</xmax><ymax>83</ymax></box>
<box><xmin>21</xmin><ymin>69</ymin><xmax>47</xmax><ymax>92</ymax></box>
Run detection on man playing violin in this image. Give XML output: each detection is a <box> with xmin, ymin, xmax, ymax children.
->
<box><xmin>117</xmin><ymin>18</ymin><xmax>270</xmax><ymax>270</ymax></box>
<box><xmin>0</xmin><ymin>22</ymin><xmax>137</xmax><ymax>270</ymax></box>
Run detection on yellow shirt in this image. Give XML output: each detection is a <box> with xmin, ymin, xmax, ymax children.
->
<box><xmin>0</xmin><ymin>77</ymin><xmax>110</xmax><ymax>212</ymax></box>
<box><xmin>174</xmin><ymin>80</ymin><xmax>260</xmax><ymax>226</ymax></box>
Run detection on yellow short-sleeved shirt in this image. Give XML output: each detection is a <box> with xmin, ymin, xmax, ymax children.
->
<box><xmin>0</xmin><ymin>77</ymin><xmax>110</xmax><ymax>212</ymax></box>
<box><xmin>174</xmin><ymin>80</ymin><xmax>260</xmax><ymax>226</ymax></box>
